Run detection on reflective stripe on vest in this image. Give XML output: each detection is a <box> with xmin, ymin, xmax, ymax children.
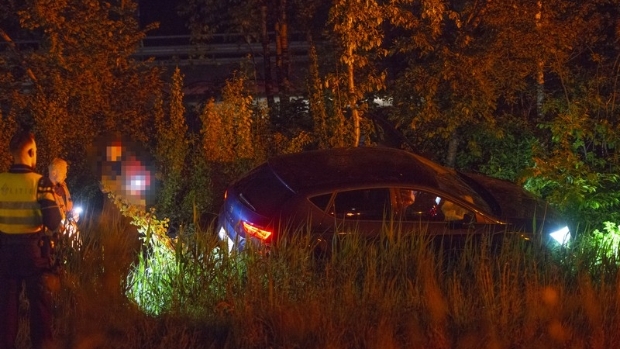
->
<box><xmin>0</xmin><ymin>172</ymin><xmax>44</xmax><ymax>234</ymax></box>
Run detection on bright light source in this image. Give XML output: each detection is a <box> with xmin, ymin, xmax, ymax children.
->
<box><xmin>129</xmin><ymin>174</ymin><xmax>147</xmax><ymax>193</ymax></box>
<box><xmin>550</xmin><ymin>226</ymin><xmax>571</xmax><ymax>246</ymax></box>
<box><xmin>242</xmin><ymin>221</ymin><xmax>272</xmax><ymax>240</ymax></box>
<box><xmin>218</xmin><ymin>226</ymin><xmax>234</xmax><ymax>254</ymax></box>
<box><xmin>73</xmin><ymin>206</ymin><xmax>83</xmax><ymax>214</ymax></box>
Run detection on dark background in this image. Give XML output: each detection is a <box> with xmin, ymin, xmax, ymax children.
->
<box><xmin>138</xmin><ymin>0</ymin><xmax>189</xmax><ymax>36</ymax></box>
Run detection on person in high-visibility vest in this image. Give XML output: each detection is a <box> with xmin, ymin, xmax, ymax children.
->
<box><xmin>0</xmin><ymin>130</ymin><xmax>62</xmax><ymax>349</ymax></box>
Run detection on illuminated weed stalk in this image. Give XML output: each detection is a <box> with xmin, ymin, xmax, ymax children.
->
<box><xmin>591</xmin><ymin>222</ymin><xmax>620</xmax><ymax>259</ymax></box>
<box><xmin>103</xmin><ymin>186</ymin><xmax>236</xmax><ymax>317</ymax></box>
<box><xmin>103</xmin><ymin>186</ymin><xmax>178</xmax><ymax>315</ymax></box>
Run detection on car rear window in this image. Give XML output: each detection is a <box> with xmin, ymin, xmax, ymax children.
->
<box><xmin>233</xmin><ymin>164</ymin><xmax>294</xmax><ymax>215</ymax></box>
<box><xmin>332</xmin><ymin>188</ymin><xmax>391</xmax><ymax>220</ymax></box>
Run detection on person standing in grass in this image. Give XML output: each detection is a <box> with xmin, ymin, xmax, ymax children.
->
<box><xmin>0</xmin><ymin>130</ymin><xmax>62</xmax><ymax>349</ymax></box>
<box><xmin>48</xmin><ymin>157</ymin><xmax>80</xmax><ymax>246</ymax></box>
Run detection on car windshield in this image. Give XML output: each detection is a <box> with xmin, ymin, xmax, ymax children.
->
<box><xmin>459</xmin><ymin>172</ymin><xmax>559</xmax><ymax>220</ymax></box>
<box><xmin>411</xmin><ymin>153</ymin><xmax>493</xmax><ymax>215</ymax></box>
<box><xmin>435</xmin><ymin>173</ymin><xmax>493</xmax><ymax>214</ymax></box>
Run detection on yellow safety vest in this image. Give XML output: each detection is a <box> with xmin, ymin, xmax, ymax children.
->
<box><xmin>0</xmin><ymin>172</ymin><xmax>45</xmax><ymax>234</ymax></box>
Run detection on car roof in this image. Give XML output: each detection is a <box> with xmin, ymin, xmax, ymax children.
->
<box><xmin>267</xmin><ymin>146</ymin><xmax>443</xmax><ymax>192</ymax></box>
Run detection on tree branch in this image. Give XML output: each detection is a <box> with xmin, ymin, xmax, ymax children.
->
<box><xmin>0</xmin><ymin>27</ymin><xmax>38</xmax><ymax>83</ymax></box>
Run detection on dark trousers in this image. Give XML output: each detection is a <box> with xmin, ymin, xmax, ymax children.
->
<box><xmin>0</xmin><ymin>233</ymin><xmax>57</xmax><ymax>349</ymax></box>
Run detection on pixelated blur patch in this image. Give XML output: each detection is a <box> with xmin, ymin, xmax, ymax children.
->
<box><xmin>106</xmin><ymin>141</ymin><xmax>123</xmax><ymax>162</ymax></box>
<box><xmin>88</xmin><ymin>135</ymin><xmax>157</xmax><ymax>208</ymax></box>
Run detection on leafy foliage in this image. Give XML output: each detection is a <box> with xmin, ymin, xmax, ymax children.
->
<box><xmin>103</xmin><ymin>187</ymin><xmax>173</xmax><ymax>315</ymax></box>
<box><xmin>199</xmin><ymin>73</ymin><xmax>268</xmax><ymax>211</ymax></box>
<box><xmin>1</xmin><ymin>0</ymin><xmax>619</xmax><ymax>263</ymax></box>
<box><xmin>526</xmin><ymin>100</ymin><xmax>620</xmax><ymax>226</ymax></box>
<box><xmin>386</xmin><ymin>0</ymin><xmax>541</xmax><ymax>165</ymax></box>
<box><xmin>456</xmin><ymin>116</ymin><xmax>537</xmax><ymax>182</ymax></box>
<box><xmin>589</xmin><ymin>222</ymin><xmax>620</xmax><ymax>262</ymax></box>
<box><xmin>0</xmin><ymin>0</ymin><xmax>162</xmax><ymax>198</ymax></box>
<box><xmin>201</xmin><ymin>73</ymin><xmax>262</xmax><ymax>168</ymax></box>
<box><xmin>522</xmin><ymin>0</ymin><xmax>620</xmax><ymax>227</ymax></box>
<box><xmin>327</xmin><ymin>0</ymin><xmax>387</xmax><ymax>146</ymax></box>
<box><xmin>0</xmin><ymin>109</ymin><xmax>16</xmax><ymax>170</ymax></box>
<box><xmin>154</xmin><ymin>67</ymin><xmax>190</xmax><ymax>224</ymax></box>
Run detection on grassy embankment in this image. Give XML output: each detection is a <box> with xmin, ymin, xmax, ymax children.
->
<box><xmin>16</xmin><ymin>203</ymin><xmax>620</xmax><ymax>349</ymax></box>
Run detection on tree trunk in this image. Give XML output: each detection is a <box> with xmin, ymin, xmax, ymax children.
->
<box><xmin>275</xmin><ymin>0</ymin><xmax>290</xmax><ymax>119</ymax></box>
<box><xmin>537</xmin><ymin>61</ymin><xmax>544</xmax><ymax>118</ymax></box>
<box><xmin>260</xmin><ymin>2</ymin><xmax>274</xmax><ymax>111</ymax></box>
<box><xmin>536</xmin><ymin>0</ymin><xmax>544</xmax><ymax>119</ymax></box>
<box><xmin>347</xmin><ymin>44</ymin><xmax>360</xmax><ymax>147</ymax></box>
<box><xmin>307</xmin><ymin>32</ymin><xmax>329</xmax><ymax>149</ymax></box>
<box><xmin>446</xmin><ymin>131</ymin><xmax>459</xmax><ymax>168</ymax></box>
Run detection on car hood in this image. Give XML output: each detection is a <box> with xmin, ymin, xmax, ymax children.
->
<box><xmin>459</xmin><ymin>172</ymin><xmax>561</xmax><ymax>224</ymax></box>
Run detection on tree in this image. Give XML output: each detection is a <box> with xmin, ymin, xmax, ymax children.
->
<box><xmin>328</xmin><ymin>0</ymin><xmax>387</xmax><ymax>146</ymax></box>
<box><xmin>0</xmin><ymin>0</ymin><xmax>162</xmax><ymax>202</ymax></box>
<box><xmin>385</xmin><ymin>0</ymin><xmax>543</xmax><ymax>166</ymax></box>
<box><xmin>524</xmin><ymin>0</ymin><xmax>620</xmax><ymax>226</ymax></box>
<box><xmin>200</xmin><ymin>72</ymin><xmax>269</xmax><ymax>209</ymax></box>
<box><xmin>154</xmin><ymin>67</ymin><xmax>189</xmax><ymax>224</ymax></box>
<box><xmin>179</xmin><ymin>0</ymin><xmax>292</xmax><ymax>119</ymax></box>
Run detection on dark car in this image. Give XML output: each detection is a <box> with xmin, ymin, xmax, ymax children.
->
<box><xmin>216</xmin><ymin>146</ymin><xmax>570</xmax><ymax>253</ymax></box>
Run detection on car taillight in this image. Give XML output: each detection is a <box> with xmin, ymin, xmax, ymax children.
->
<box><xmin>241</xmin><ymin>221</ymin><xmax>272</xmax><ymax>240</ymax></box>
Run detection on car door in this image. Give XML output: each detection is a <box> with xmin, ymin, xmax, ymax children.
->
<box><xmin>395</xmin><ymin>188</ymin><xmax>483</xmax><ymax>250</ymax></box>
<box><xmin>327</xmin><ymin>187</ymin><xmax>393</xmax><ymax>239</ymax></box>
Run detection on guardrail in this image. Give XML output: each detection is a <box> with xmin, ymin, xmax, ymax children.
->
<box><xmin>1</xmin><ymin>33</ymin><xmax>313</xmax><ymax>66</ymax></box>
<box><xmin>133</xmin><ymin>33</ymin><xmax>311</xmax><ymax>65</ymax></box>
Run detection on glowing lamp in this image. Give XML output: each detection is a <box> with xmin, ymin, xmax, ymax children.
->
<box><xmin>550</xmin><ymin>226</ymin><xmax>571</xmax><ymax>246</ymax></box>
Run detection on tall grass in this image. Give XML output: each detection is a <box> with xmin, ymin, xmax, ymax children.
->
<box><xmin>18</xmin><ymin>205</ymin><xmax>620</xmax><ymax>348</ymax></box>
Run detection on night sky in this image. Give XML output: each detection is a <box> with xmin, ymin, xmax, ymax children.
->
<box><xmin>138</xmin><ymin>0</ymin><xmax>189</xmax><ymax>36</ymax></box>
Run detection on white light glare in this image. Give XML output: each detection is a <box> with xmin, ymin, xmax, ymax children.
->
<box><xmin>130</xmin><ymin>175</ymin><xmax>146</xmax><ymax>191</ymax></box>
<box><xmin>218</xmin><ymin>226</ymin><xmax>234</xmax><ymax>254</ymax></box>
<box><xmin>550</xmin><ymin>226</ymin><xmax>571</xmax><ymax>246</ymax></box>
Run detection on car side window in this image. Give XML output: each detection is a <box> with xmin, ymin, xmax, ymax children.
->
<box><xmin>309</xmin><ymin>193</ymin><xmax>333</xmax><ymax>211</ymax></box>
<box><xmin>332</xmin><ymin>188</ymin><xmax>391</xmax><ymax>220</ymax></box>
<box><xmin>399</xmin><ymin>190</ymin><xmax>475</xmax><ymax>223</ymax></box>
<box><xmin>400</xmin><ymin>190</ymin><xmax>443</xmax><ymax>221</ymax></box>
<box><xmin>441</xmin><ymin>199</ymin><xmax>474</xmax><ymax>222</ymax></box>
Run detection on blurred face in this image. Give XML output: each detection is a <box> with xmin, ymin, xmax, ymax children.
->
<box><xmin>50</xmin><ymin>162</ymin><xmax>67</xmax><ymax>184</ymax></box>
